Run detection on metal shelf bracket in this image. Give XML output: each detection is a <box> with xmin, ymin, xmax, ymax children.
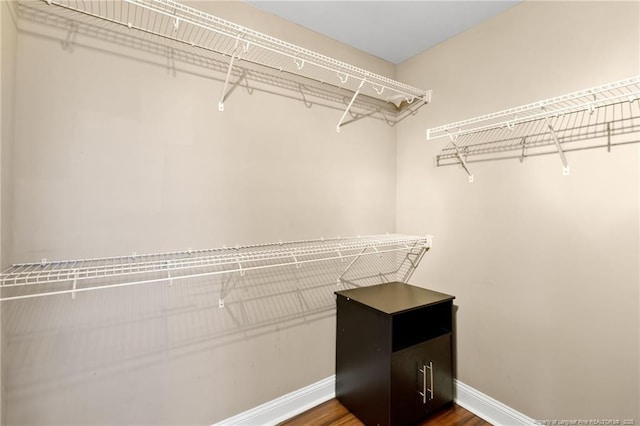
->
<box><xmin>337</xmin><ymin>246</ymin><xmax>367</xmax><ymax>285</ymax></box>
<box><xmin>218</xmin><ymin>36</ymin><xmax>243</xmax><ymax>112</ymax></box>
<box><xmin>449</xmin><ymin>134</ymin><xmax>474</xmax><ymax>183</ymax></box>
<box><xmin>543</xmin><ymin>114</ymin><xmax>570</xmax><ymax>175</ymax></box>
<box><xmin>71</xmin><ymin>269</ymin><xmax>78</xmax><ymax>300</ymax></box>
<box><xmin>337</xmin><ymin>79</ymin><xmax>366</xmax><ymax>133</ymax></box>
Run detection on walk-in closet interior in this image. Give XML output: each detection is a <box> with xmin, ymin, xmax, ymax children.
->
<box><xmin>0</xmin><ymin>0</ymin><xmax>638</xmax><ymax>425</ymax></box>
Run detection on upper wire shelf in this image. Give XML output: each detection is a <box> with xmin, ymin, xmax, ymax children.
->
<box><xmin>0</xmin><ymin>234</ymin><xmax>432</xmax><ymax>302</ymax></box>
<box><xmin>427</xmin><ymin>76</ymin><xmax>640</xmax><ymax>180</ymax></box>
<box><xmin>30</xmin><ymin>0</ymin><xmax>430</xmax><ymax>131</ymax></box>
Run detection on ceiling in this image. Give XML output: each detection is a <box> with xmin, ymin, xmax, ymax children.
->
<box><xmin>245</xmin><ymin>1</ymin><xmax>522</xmax><ymax>64</ymax></box>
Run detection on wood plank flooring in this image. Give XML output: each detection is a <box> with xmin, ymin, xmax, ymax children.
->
<box><xmin>279</xmin><ymin>399</ymin><xmax>492</xmax><ymax>426</ymax></box>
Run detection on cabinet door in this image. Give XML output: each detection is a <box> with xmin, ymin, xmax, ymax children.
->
<box><xmin>425</xmin><ymin>333</ymin><xmax>453</xmax><ymax>412</ymax></box>
<box><xmin>390</xmin><ymin>333</ymin><xmax>453</xmax><ymax>425</ymax></box>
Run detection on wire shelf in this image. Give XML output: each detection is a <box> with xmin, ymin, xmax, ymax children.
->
<box><xmin>0</xmin><ymin>234</ymin><xmax>432</xmax><ymax>301</ymax></box>
<box><xmin>25</xmin><ymin>0</ymin><xmax>430</xmax><ymax>128</ymax></box>
<box><xmin>427</xmin><ymin>76</ymin><xmax>640</xmax><ymax>175</ymax></box>
<box><xmin>15</xmin><ymin>0</ymin><xmax>421</xmax><ymax>129</ymax></box>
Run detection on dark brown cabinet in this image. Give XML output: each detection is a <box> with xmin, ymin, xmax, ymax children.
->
<box><xmin>335</xmin><ymin>282</ymin><xmax>455</xmax><ymax>426</ymax></box>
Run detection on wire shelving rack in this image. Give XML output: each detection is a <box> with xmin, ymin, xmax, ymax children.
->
<box><xmin>0</xmin><ymin>234</ymin><xmax>432</xmax><ymax>302</ymax></box>
<box><xmin>427</xmin><ymin>76</ymin><xmax>640</xmax><ymax>181</ymax></box>
<box><xmin>22</xmin><ymin>0</ymin><xmax>431</xmax><ymax>131</ymax></box>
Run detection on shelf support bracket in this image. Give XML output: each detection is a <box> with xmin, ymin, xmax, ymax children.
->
<box><xmin>399</xmin><ymin>244</ymin><xmax>429</xmax><ymax>283</ymax></box>
<box><xmin>450</xmin><ymin>137</ymin><xmax>474</xmax><ymax>183</ymax></box>
<box><xmin>218</xmin><ymin>38</ymin><xmax>241</xmax><ymax>112</ymax></box>
<box><xmin>543</xmin><ymin>115</ymin><xmax>570</xmax><ymax>175</ymax></box>
<box><xmin>219</xmin><ymin>273</ymin><xmax>237</xmax><ymax>308</ymax></box>
<box><xmin>165</xmin><ymin>261</ymin><xmax>173</xmax><ymax>287</ymax></box>
<box><xmin>337</xmin><ymin>246</ymin><xmax>368</xmax><ymax>285</ymax></box>
<box><xmin>71</xmin><ymin>269</ymin><xmax>78</xmax><ymax>300</ymax></box>
<box><xmin>336</xmin><ymin>79</ymin><xmax>366</xmax><ymax>133</ymax></box>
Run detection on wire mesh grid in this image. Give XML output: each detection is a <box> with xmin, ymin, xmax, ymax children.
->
<box><xmin>428</xmin><ymin>76</ymin><xmax>640</xmax><ymax>140</ymax></box>
<box><xmin>2</xmin><ymin>236</ymin><xmax>429</xmax><ymax>393</ymax></box>
<box><xmin>30</xmin><ymin>0</ymin><xmax>428</xmax><ymax>107</ymax></box>
<box><xmin>15</xmin><ymin>0</ymin><xmax>408</xmax><ymax>123</ymax></box>
<box><xmin>0</xmin><ymin>235</ymin><xmax>431</xmax><ymax>301</ymax></box>
<box><xmin>3</xmin><ymin>241</ymin><xmax>427</xmax><ymax>393</ymax></box>
<box><xmin>433</xmin><ymin>77</ymin><xmax>640</xmax><ymax>166</ymax></box>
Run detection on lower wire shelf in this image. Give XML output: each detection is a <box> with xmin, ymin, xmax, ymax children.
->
<box><xmin>0</xmin><ymin>234</ymin><xmax>432</xmax><ymax>302</ymax></box>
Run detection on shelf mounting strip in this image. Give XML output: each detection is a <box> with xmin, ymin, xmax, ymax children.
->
<box><xmin>38</xmin><ymin>0</ymin><xmax>431</xmax><ymax>131</ymax></box>
<box><xmin>427</xmin><ymin>76</ymin><xmax>640</xmax><ymax>180</ymax></box>
<box><xmin>0</xmin><ymin>234</ymin><xmax>432</xmax><ymax>302</ymax></box>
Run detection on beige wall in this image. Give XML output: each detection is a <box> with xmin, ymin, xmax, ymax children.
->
<box><xmin>397</xmin><ymin>0</ymin><xmax>639</xmax><ymax>421</ymax></box>
<box><xmin>11</xmin><ymin>0</ymin><xmax>396</xmax><ymax>263</ymax></box>
<box><xmin>1</xmin><ymin>0</ymin><xmax>17</xmax><ymax>270</ymax></box>
<box><xmin>4</xmin><ymin>1</ymin><xmax>397</xmax><ymax>424</ymax></box>
<box><xmin>1</xmin><ymin>0</ymin><xmax>19</xmax><ymax>424</ymax></box>
<box><xmin>4</xmin><ymin>0</ymin><xmax>640</xmax><ymax>424</ymax></box>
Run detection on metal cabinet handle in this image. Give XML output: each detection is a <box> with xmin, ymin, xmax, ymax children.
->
<box><xmin>418</xmin><ymin>364</ymin><xmax>427</xmax><ymax>404</ymax></box>
<box><xmin>419</xmin><ymin>361</ymin><xmax>435</xmax><ymax>403</ymax></box>
<box><xmin>426</xmin><ymin>361</ymin><xmax>434</xmax><ymax>401</ymax></box>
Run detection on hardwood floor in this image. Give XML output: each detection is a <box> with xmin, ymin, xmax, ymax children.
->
<box><xmin>279</xmin><ymin>399</ymin><xmax>492</xmax><ymax>426</ymax></box>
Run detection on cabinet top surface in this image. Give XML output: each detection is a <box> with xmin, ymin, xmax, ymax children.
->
<box><xmin>335</xmin><ymin>282</ymin><xmax>454</xmax><ymax>315</ymax></box>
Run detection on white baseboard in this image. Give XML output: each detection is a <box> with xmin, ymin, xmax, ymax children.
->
<box><xmin>454</xmin><ymin>379</ymin><xmax>535</xmax><ymax>425</ymax></box>
<box><xmin>214</xmin><ymin>376</ymin><xmax>335</xmax><ymax>426</ymax></box>
<box><xmin>215</xmin><ymin>376</ymin><xmax>534</xmax><ymax>426</ymax></box>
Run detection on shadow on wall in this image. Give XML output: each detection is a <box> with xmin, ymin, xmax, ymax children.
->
<box><xmin>14</xmin><ymin>0</ymin><xmax>424</xmax><ymax>130</ymax></box>
<box><xmin>1</xmin><ymin>248</ymin><xmax>410</xmax><ymax>406</ymax></box>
